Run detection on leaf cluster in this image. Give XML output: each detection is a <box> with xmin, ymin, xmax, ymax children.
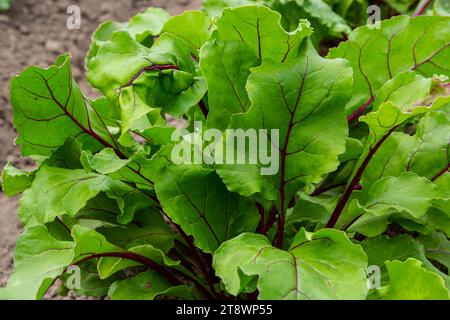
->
<box><xmin>1</xmin><ymin>2</ymin><xmax>449</xmax><ymax>300</ymax></box>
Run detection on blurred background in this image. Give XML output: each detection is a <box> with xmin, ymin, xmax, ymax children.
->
<box><xmin>0</xmin><ymin>0</ymin><xmax>201</xmax><ymax>297</ymax></box>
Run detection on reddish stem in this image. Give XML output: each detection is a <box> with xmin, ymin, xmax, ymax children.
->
<box><xmin>348</xmin><ymin>96</ymin><xmax>375</xmax><ymax>123</ymax></box>
<box><xmin>119</xmin><ymin>64</ymin><xmax>179</xmax><ymax>89</ymax></box>
<box><xmin>266</xmin><ymin>207</ymin><xmax>278</xmax><ymax>235</ymax></box>
<box><xmin>71</xmin><ymin>252</ymin><xmax>182</xmax><ymax>285</ymax></box>
<box><xmin>160</xmin><ymin>207</ymin><xmax>220</xmax><ymax>299</ymax></box>
<box><xmin>256</xmin><ymin>202</ymin><xmax>266</xmax><ymax>234</ymax></box>
<box><xmin>326</xmin><ymin>126</ymin><xmax>398</xmax><ymax>228</ymax></box>
<box><xmin>41</xmin><ymin>75</ymin><xmax>127</xmax><ymax>159</ymax></box>
<box><xmin>413</xmin><ymin>0</ymin><xmax>432</xmax><ymax>16</ymax></box>
<box><xmin>198</xmin><ymin>100</ymin><xmax>209</xmax><ymax>118</ymax></box>
<box><xmin>431</xmin><ymin>164</ymin><xmax>450</xmax><ymax>182</ymax></box>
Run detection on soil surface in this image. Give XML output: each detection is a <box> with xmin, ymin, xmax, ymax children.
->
<box><xmin>0</xmin><ymin>0</ymin><xmax>201</xmax><ymax>298</ymax></box>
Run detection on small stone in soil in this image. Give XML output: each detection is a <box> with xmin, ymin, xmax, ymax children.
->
<box><xmin>45</xmin><ymin>40</ymin><xmax>62</xmax><ymax>53</ymax></box>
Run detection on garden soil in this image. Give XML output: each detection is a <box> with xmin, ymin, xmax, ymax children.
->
<box><xmin>0</xmin><ymin>0</ymin><xmax>201</xmax><ymax>298</ymax></box>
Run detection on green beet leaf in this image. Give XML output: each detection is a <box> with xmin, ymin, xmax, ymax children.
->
<box><xmin>1</xmin><ymin>162</ymin><xmax>34</xmax><ymax>197</ymax></box>
<box><xmin>374</xmin><ymin>258</ymin><xmax>449</xmax><ymax>300</ymax></box>
<box><xmin>11</xmin><ymin>54</ymin><xmax>117</xmax><ymax>157</ymax></box>
<box><xmin>155</xmin><ymin>164</ymin><xmax>259</xmax><ymax>253</ymax></box>
<box><xmin>2</xmin><ymin>2</ymin><xmax>450</xmax><ymax>301</ymax></box>
<box><xmin>108</xmin><ymin>271</ymin><xmax>193</xmax><ymax>300</ymax></box>
<box><xmin>213</xmin><ymin>229</ymin><xmax>368</xmax><ymax>299</ymax></box>
<box><xmin>328</xmin><ymin>16</ymin><xmax>450</xmax><ymax>116</ymax></box>
<box><xmin>0</xmin><ymin>225</ymin><xmax>73</xmax><ymax>300</ymax></box>
<box><xmin>216</xmin><ymin>38</ymin><xmax>352</xmax><ymax>219</ymax></box>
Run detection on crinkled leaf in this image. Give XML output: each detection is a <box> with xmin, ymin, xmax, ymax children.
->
<box><xmin>71</xmin><ymin>226</ymin><xmax>178</xmax><ymax>292</ymax></box>
<box><xmin>217</xmin><ymin>40</ymin><xmax>352</xmax><ymax>207</ymax></box>
<box><xmin>87</xmin><ymin>32</ymin><xmax>206</xmax><ymax>117</ymax></box>
<box><xmin>213</xmin><ymin>229</ymin><xmax>368</xmax><ymax>299</ymax></box>
<box><xmin>19</xmin><ymin>166</ymin><xmax>153</xmax><ymax>226</ymax></box>
<box><xmin>67</xmin><ymin>193</ymin><xmax>123</xmax><ymax>230</ymax></box>
<box><xmin>139</xmin><ymin>125</ymin><xmax>176</xmax><ymax>146</ymax></box>
<box><xmin>162</xmin><ymin>10</ymin><xmax>213</xmax><ymax>56</ymax></box>
<box><xmin>200</xmin><ymin>39</ymin><xmax>260</xmax><ymax>130</ymax></box>
<box><xmin>86</xmin><ymin>20</ymin><xmax>127</xmax><ymax>65</ymax></box>
<box><xmin>287</xmin><ymin>192</ymin><xmax>337</xmax><ymax>227</ymax></box>
<box><xmin>1</xmin><ymin>162</ymin><xmax>34</xmax><ymax>197</ymax></box>
<box><xmin>72</xmin><ymin>225</ymin><xmax>123</xmax><ymax>258</ymax></box>
<box><xmin>294</xmin><ymin>0</ymin><xmax>352</xmax><ymax>35</ymax></box>
<box><xmin>346</xmin><ymin>172</ymin><xmax>441</xmax><ymax>236</ymax></box>
<box><xmin>87</xmin><ymin>31</ymin><xmax>168</xmax><ymax>95</ymax></box>
<box><xmin>418</xmin><ymin>232</ymin><xmax>450</xmax><ymax>273</ymax></box>
<box><xmin>99</xmin><ymin>209</ymin><xmax>176</xmax><ymax>251</ymax></box>
<box><xmin>42</xmin><ymin>138</ymin><xmax>84</xmax><ymax>169</ymax></box>
<box><xmin>103</xmin><ymin>184</ymin><xmax>155</xmax><ymax>225</ymax></box>
<box><xmin>86</xmin><ymin>8</ymin><xmax>170</xmax><ymax>64</ymax></box>
<box><xmin>116</xmin><ymin>86</ymin><xmax>158</xmax><ymax>141</ymax></box>
<box><xmin>0</xmin><ymin>225</ymin><xmax>74</xmax><ymax>300</ymax></box>
<box><xmin>214</xmin><ymin>5</ymin><xmax>313</xmax><ymax>62</ymax></box>
<box><xmin>82</xmin><ymin>149</ymin><xmax>161</xmax><ymax>191</ymax></box>
<box><xmin>361</xmin><ymin>172</ymin><xmax>440</xmax><ymax>219</ymax></box>
<box><xmin>155</xmin><ymin>165</ymin><xmax>259</xmax><ymax>253</ymax></box>
<box><xmin>19</xmin><ymin>167</ymin><xmax>112</xmax><ymax>226</ymax></box>
<box><xmin>385</xmin><ymin>0</ymin><xmax>416</xmax><ymax>13</ymax></box>
<box><xmin>204</xmin><ymin>0</ymin><xmax>350</xmax><ymax>40</ymax></box>
<box><xmin>72</xmin><ymin>225</ymin><xmax>178</xmax><ymax>286</ymax></box>
<box><xmin>362</xmin><ymin>109</ymin><xmax>450</xmax><ymax>185</ymax></box>
<box><xmin>339</xmin><ymin>79</ymin><xmax>450</xmax><ymax>233</ymax></box>
<box><xmin>108</xmin><ymin>271</ymin><xmax>192</xmax><ymax>300</ymax></box>
<box><xmin>375</xmin><ymin>259</ymin><xmax>449</xmax><ymax>300</ymax></box>
<box><xmin>362</xmin><ymin>235</ymin><xmax>449</xmax><ymax>287</ymax></box>
<box><xmin>203</xmin><ymin>0</ymin><xmax>273</xmax><ymax>16</ymax></box>
<box><xmin>62</xmin><ymin>261</ymin><xmax>119</xmax><ymax>297</ymax></box>
<box><xmin>126</xmin><ymin>7</ymin><xmax>171</xmax><ymax>43</ymax></box>
<box><xmin>98</xmin><ymin>245</ymin><xmax>179</xmax><ymax>280</ymax></box>
<box><xmin>361</xmin><ymin>98</ymin><xmax>449</xmax><ymax>142</ymax></box>
<box><xmin>328</xmin><ymin>16</ymin><xmax>450</xmax><ymax>115</ymax></box>
<box><xmin>81</xmin><ymin>148</ymin><xmax>130</xmax><ymax>175</ymax></box>
<box><xmin>425</xmin><ymin>207</ymin><xmax>450</xmax><ymax>237</ymax></box>
<box><xmin>373</xmin><ymin>71</ymin><xmax>434</xmax><ymax>110</ymax></box>
<box><xmin>11</xmin><ymin>54</ymin><xmax>116</xmax><ymax>157</ymax></box>
<box><xmin>0</xmin><ymin>224</ymin><xmax>180</xmax><ymax>300</ymax></box>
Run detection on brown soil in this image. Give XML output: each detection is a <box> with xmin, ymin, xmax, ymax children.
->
<box><xmin>0</xmin><ymin>0</ymin><xmax>201</xmax><ymax>298</ymax></box>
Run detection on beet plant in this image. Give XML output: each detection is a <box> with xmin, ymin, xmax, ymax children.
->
<box><xmin>1</xmin><ymin>2</ymin><xmax>449</xmax><ymax>300</ymax></box>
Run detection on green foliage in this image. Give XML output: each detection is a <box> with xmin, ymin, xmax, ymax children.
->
<box><xmin>0</xmin><ymin>0</ymin><xmax>12</xmax><ymax>11</ymax></box>
<box><xmin>1</xmin><ymin>2</ymin><xmax>449</xmax><ymax>300</ymax></box>
<box><xmin>328</xmin><ymin>16</ymin><xmax>450</xmax><ymax>115</ymax></box>
<box><xmin>370</xmin><ymin>258</ymin><xmax>449</xmax><ymax>300</ymax></box>
<box><xmin>202</xmin><ymin>0</ymin><xmax>447</xmax><ymax>49</ymax></box>
<box><xmin>213</xmin><ymin>229</ymin><xmax>369</xmax><ymax>299</ymax></box>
